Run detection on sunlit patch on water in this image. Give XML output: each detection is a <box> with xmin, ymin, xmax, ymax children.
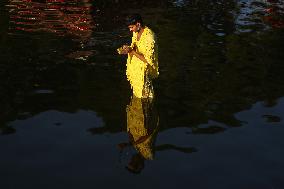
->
<box><xmin>262</xmin><ymin>0</ymin><xmax>284</xmax><ymax>28</ymax></box>
<box><xmin>235</xmin><ymin>0</ymin><xmax>284</xmax><ymax>33</ymax></box>
<box><xmin>6</xmin><ymin>0</ymin><xmax>94</xmax><ymax>38</ymax></box>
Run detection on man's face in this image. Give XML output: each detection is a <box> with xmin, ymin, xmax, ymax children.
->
<box><xmin>128</xmin><ymin>23</ymin><xmax>140</xmax><ymax>33</ymax></box>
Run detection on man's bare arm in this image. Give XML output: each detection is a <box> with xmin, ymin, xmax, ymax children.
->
<box><xmin>130</xmin><ymin>50</ymin><xmax>148</xmax><ymax>64</ymax></box>
<box><xmin>124</xmin><ymin>46</ymin><xmax>148</xmax><ymax>64</ymax></box>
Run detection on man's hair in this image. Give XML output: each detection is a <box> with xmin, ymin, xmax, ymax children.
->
<box><xmin>125</xmin><ymin>13</ymin><xmax>144</xmax><ymax>26</ymax></box>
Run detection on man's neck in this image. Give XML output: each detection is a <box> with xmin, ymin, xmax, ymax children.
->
<box><xmin>137</xmin><ymin>26</ymin><xmax>145</xmax><ymax>40</ymax></box>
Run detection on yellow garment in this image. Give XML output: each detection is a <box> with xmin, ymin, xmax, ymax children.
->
<box><xmin>126</xmin><ymin>97</ymin><xmax>159</xmax><ymax>160</ymax></box>
<box><xmin>126</xmin><ymin>26</ymin><xmax>159</xmax><ymax>98</ymax></box>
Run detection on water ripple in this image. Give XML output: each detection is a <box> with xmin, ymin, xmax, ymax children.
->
<box><xmin>6</xmin><ymin>0</ymin><xmax>94</xmax><ymax>38</ymax></box>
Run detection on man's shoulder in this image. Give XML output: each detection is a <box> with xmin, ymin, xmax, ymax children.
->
<box><xmin>144</xmin><ymin>26</ymin><xmax>157</xmax><ymax>41</ymax></box>
<box><xmin>145</xmin><ymin>26</ymin><xmax>155</xmax><ymax>35</ymax></box>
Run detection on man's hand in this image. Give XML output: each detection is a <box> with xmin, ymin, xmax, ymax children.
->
<box><xmin>117</xmin><ymin>45</ymin><xmax>131</xmax><ymax>55</ymax></box>
<box><xmin>123</xmin><ymin>45</ymin><xmax>133</xmax><ymax>54</ymax></box>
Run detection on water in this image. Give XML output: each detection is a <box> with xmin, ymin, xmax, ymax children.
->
<box><xmin>1</xmin><ymin>0</ymin><xmax>284</xmax><ymax>188</ymax></box>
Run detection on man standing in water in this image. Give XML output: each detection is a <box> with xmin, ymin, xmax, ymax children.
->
<box><xmin>118</xmin><ymin>13</ymin><xmax>159</xmax><ymax>98</ymax></box>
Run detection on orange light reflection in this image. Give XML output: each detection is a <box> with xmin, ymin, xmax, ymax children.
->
<box><xmin>8</xmin><ymin>0</ymin><xmax>94</xmax><ymax>38</ymax></box>
<box><xmin>263</xmin><ymin>0</ymin><xmax>284</xmax><ymax>28</ymax></box>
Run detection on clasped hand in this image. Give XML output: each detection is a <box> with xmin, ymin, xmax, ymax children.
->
<box><xmin>124</xmin><ymin>45</ymin><xmax>137</xmax><ymax>55</ymax></box>
<box><xmin>117</xmin><ymin>44</ymin><xmax>137</xmax><ymax>55</ymax></box>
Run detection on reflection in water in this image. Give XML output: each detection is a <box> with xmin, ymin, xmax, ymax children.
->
<box><xmin>236</xmin><ymin>0</ymin><xmax>284</xmax><ymax>32</ymax></box>
<box><xmin>7</xmin><ymin>0</ymin><xmax>94</xmax><ymax>39</ymax></box>
<box><xmin>262</xmin><ymin>0</ymin><xmax>284</xmax><ymax>28</ymax></box>
<box><xmin>1</xmin><ymin>0</ymin><xmax>283</xmax><ymax>134</ymax></box>
<box><xmin>126</xmin><ymin>97</ymin><xmax>159</xmax><ymax>160</ymax></box>
<box><xmin>119</xmin><ymin>96</ymin><xmax>159</xmax><ymax>174</ymax></box>
<box><xmin>190</xmin><ymin>125</ymin><xmax>226</xmax><ymax>134</ymax></box>
<box><xmin>0</xmin><ymin>125</ymin><xmax>16</xmax><ymax>135</ymax></box>
<box><xmin>262</xmin><ymin>114</ymin><xmax>281</xmax><ymax>123</ymax></box>
<box><xmin>6</xmin><ymin>0</ymin><xmax>96</xmax><ymax>60</ymax></box>
<box><xmin>0</xmin><ymin>0</ymin><xmax>96</xmax><ymax>133</ymax></box>
<box><xmin>118</xmin><ymin>96</ymin><xmax>197</xmax><ymax>174</ymax></box>
<box><xmin>1</xmin><ymin>0</ymin><xmax>284</xmax><ymax>187</ymax></box>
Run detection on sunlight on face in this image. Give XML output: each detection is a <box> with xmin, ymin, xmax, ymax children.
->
<box><xmin>128</xmin><ymin>23</ymin><xmax>140</xmax><ymax>33</ymax></box>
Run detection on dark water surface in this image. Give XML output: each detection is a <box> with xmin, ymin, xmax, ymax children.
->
<box><xmin>1</xmin><ymin>0</ymin><xmax>284</xmax><ymax>188</ymax></box>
